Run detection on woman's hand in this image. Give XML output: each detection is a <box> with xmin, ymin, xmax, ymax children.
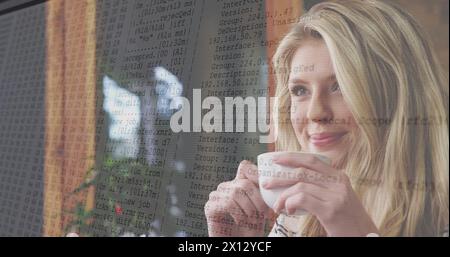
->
<box><xmin>262</xmin><ymin>153</ymin><xmax>379</xmax><ymax>237</ymax></box>
<box><xmin>204</xmin><ymin>160</ymin><xmax>271</xmax><ymax>237</ymax></box>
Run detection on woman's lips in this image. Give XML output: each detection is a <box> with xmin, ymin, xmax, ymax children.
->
<box><xmin>309</xmin><ymin>132</ymin><xmax>347</xmax><ymax>147</ymax></box>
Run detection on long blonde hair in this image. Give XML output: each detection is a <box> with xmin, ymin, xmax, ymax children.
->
<box><xmin>273</xmin><ymin>0</ymin><xmax>449</xmax><ymax>236</ymax></box>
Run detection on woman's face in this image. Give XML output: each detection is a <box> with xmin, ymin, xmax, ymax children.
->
<box><xmin>289</xmin><ymin>39</ymin><xmax>358</xmax><ymax>163</ymax></box>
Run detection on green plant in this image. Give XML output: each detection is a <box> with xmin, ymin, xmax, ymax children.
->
<box><xmin>65</xmin><ymin>157</ymin><xmax>160</xmax><ymax>236</ymax></box>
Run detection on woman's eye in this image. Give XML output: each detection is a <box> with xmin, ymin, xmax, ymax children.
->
<box><xmin>290</xmin><ymin>85</ymin><xmax>309</xmax><ymax>97</ymax></box>
<box><xmin>331</xmin><ymin>82</ymin><xmax>341</xmax><ymax>93</ymax></box>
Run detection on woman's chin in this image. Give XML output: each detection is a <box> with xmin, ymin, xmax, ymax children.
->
<box><xmin>306</xmin><ymin>141</ymin><xmax>350</xmax><ymax>168</ymax></box>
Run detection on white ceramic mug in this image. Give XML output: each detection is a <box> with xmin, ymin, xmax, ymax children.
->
<box><xmin>257</xmin><ymin>151</ymin><xmax>331</xmax><ymax>215</ymax></box>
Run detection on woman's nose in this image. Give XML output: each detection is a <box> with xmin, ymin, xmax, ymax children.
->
<box><xmin>306</xmin><ymin>94</ymin><xmax>332</xmax><ymax>123</ymax></box>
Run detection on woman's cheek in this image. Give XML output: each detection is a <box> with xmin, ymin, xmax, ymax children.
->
<box><xmin>290</xmin><ymin>101</ymin><xmax>301</xmax><ymax>130</ymax></box>
<box><xmin>290</xmin><ymin>101</ymin><xmax>308</xmax><ymax>146</ymax></box>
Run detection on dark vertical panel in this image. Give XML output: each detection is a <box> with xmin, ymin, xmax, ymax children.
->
<box><xmin>0</xmin><ymin>3</ymin><xmax>46</xmax><ymax>236</ymax></box>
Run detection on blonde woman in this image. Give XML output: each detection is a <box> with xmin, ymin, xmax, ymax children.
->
<box><xmin>204</xmin><ymin>0</ymin><xmax>449</xmax><ymax>237</ymax></box>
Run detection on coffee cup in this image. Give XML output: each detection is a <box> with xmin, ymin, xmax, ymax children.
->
<box><xmin>257</xmin><ymin>151</ymin><xmax>331</xmax><ymax>215</ymax></box>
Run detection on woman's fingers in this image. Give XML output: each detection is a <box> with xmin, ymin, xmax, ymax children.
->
<box><xmin>217</xmin><ymin>180</ymin><xmax>269</xmax><ymax>219</ymax></box>
<box><xmin>234</xmin><ymin>179</ymin><xmax>269</xmax><ymax>217</ymax></box>
<box><xmin>206</xmin><ymin>190</ymin><xmax>247</xmax><ymax>225</ymax></box>
<box><xmin>236</xmin><ymin>160</ymin><xmax>259</xmax><ymax>185</ymax></box>
<box><xmin>217</xmin><ymin>181</ymin><xmax>256</xmax><ymax>218</ymax></box>
<box><xmin>205</xmin><ymin>160</ymin><xmax>271</xmax><ymax>237</ymax></box>
<box><xmin>284</xmin><ymin>192</ymin><xmax>326</xmax><ymax>216</ymax></box>
<box><xmin>273</xmin><ymin>182</ymin><xmax>332</xmax><ymax>213</ymax></box>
